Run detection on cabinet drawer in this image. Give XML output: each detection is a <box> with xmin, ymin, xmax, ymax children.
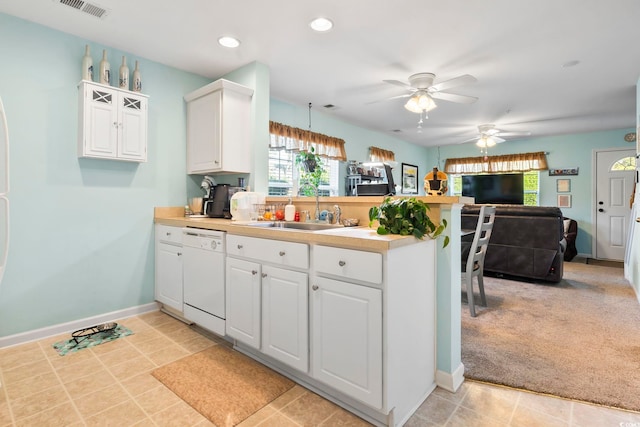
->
<box><xmin>314</xmin><ymin>246</ymin><xmax>382</xmax><ymax>284</ymax></box>
<box><xmin>227</xmin><ymin>235</ymin><xmax>309</xmax><ymax>269</ymax></box>
<box><xmin>156</xmin><ymin>225</ymin><xmax>182</xmax><ymax>245</ymax></box>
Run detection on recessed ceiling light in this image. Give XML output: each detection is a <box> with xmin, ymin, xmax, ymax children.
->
<box><xmin>310</xmin><ymin>17</ymin><xmax>333</xmax><ymax>32</ymax></box>
<box><xmin>218</xmin><ymin>36</ymin><xmax>240</xmax><ymax>48</ymax></box>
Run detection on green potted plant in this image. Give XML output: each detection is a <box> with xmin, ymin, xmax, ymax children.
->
<box><xmin>295</xmin><ymin>147</ymin><xmax>324</xmax><ymax>196</ymax></box>
<box><xmin>369</xmin><ymin>197</ymin><xmax>449</xmax><ymax>247</ymax></box>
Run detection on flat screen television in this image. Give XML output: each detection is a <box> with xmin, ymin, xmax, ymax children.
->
<box><xmin>462</xmin><ymin>173</ymin><xmax>524</xmax><ymax>205</ymax></box>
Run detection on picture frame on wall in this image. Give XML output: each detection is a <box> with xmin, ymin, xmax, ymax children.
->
<box><xmin>401</xmin><ymin>163</ymin><xmax>418</xmax><ymax>194</ymax></box>
<box><xmin>557</xmin><ymin>178</ymin><xmax>571</xmax><ymax>193</ymax></box>
<box><xmin>557</xmin><ymin>194</ymin><xmax>572</xmax><ymax>208</ymax></box>
<box><xmin>549</xmin><ymin>168</ymin><xmax>579</xmax><ymax>176</ymax></box>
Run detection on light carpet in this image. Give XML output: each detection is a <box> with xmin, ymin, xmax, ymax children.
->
<box><xmin>152</xmin><ymin>344</ymin><xmax>295</xmax><ymax>426</ymax></box>
<box><xmin>462</xmin><ymin>262</ymin><xmax>640</xmax><ymax>412</ymax></box>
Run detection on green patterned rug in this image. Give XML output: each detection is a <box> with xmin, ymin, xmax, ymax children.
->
<box><xmin>53</xmin><ymin>325</ymin><xmax>133</xmax><ymax>356</ymax></box>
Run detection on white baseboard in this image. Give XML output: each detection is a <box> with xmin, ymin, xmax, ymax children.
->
<box><xmin>435</xmin><ymin>363</ymin><xmax>465</xmax><ymax>393</ymax></box>
<box><xmin>0</xmin><ymin>302</ymin><xmax>160</xmax><ymax>349</ymax></box>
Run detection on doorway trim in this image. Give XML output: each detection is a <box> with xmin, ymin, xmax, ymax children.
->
<box><xmin>591</xmin><ymin>147</ymin><xmax>636</xmax><ymax>260</ymax></box>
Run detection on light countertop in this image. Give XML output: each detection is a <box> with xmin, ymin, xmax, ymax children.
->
<box><xmin>155</xmin><ymin>207</ymin><xmax>426</xmax><ymax>251</ymax></box>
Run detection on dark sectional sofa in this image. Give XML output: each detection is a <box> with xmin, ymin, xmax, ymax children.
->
<box><xmin>461</xmin><ymin>205</ymin><xmax>566</xmax><ymax>283</ymax></box>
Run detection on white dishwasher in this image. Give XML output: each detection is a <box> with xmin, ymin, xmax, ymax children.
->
<box><xmin>182</xmin><ymin>228</ymin><xmax>226</xmax><ymax>335</ymax></box>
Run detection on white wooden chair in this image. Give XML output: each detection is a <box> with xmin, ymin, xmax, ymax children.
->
<box><xmin>462</xmin><ymin>205</ymin><xmax>496</xmax><ymax>317</ymax></box>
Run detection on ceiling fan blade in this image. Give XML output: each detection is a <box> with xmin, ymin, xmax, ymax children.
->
<box><xmin>494</xmin><ymin>136</ymin><xmax>506</xmax><ymax>143</ymax></box>
<box><xmin>365</xmin><ymin>93</ymin><xmax>411</xmax><ymax>105</ymax></box>
<box><xmin>383</xmin><ymin>79</ymin><xmax>413</xmax><ymax>90</ymax></box>
<box><xmin>460</xmin><ymin>136</ymin><xmax>480</xmax><ymax>144</ymax></box>
<box><xmin>495</xmin><ymin>131</ymin><xmax>532</xmax><ymax>137</ymax></box>
<box><xmin>430</xmin><ymin>74</ymin><xmax>477</xmax><ymax>92</ymax></box>
<box><xmin>430</xmin><ymin>91</ymin><xmax>478</xmax><ymax>104</ymax></box>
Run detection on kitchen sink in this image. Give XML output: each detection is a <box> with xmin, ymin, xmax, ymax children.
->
<box><xmin>242</xmin><ymin>221</ymin><xmax>344</xmax><ymax>231</ymax></box>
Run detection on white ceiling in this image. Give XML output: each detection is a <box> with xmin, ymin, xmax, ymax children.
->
<box><xmin>2</xmin><ymin>0</ymin><xmax>640</xmax><ymax>147</ymax></box>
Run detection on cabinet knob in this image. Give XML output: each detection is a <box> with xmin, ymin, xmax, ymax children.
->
<box><xmin>251</xmin><ymin>270</ymin><xmax>258</xmax><ymax>275</ymax></box>
<box><xmin>262</xmin><ymin>273</ymin><xmax>267</xmax><ymax>278</ymax></box>
<box><xmin>237</xmin><ymin>244</ymin><xmax>243</xmax><ymax>249</ymax></box>
<box><xmin>177</xmin><ymin>252</ymin><xmax>182</xmax><ymax>256</ymax></box>
<box><xmin>312</xmin><ymin>285</ymin><xmax>319</xmax><ymax>291</ymax></box>
<box><xmin>113</xmin><ymin>122</ymin><xmax>118</xmax><ymax>127</ymax></box>
<box><xmin>279</xmin><ymin>251</ymin><xmax>286</xmax><ymax>257</ymax></box>
<box><xmin>166</xmin><ymin>232</ymin><xmax>171</xmax><ymax>236</ymax></box>
<box><xmin>338</xmin><ymin>260</ymin><xmax>346</xmax><ymax>267</ymax></box>
<box><xmin>214</xmin><ymin>160</ymin><xmax>220</xmax><ymax>164</ymax></box>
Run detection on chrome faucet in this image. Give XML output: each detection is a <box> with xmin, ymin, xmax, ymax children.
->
<box><xmin>333</xmin><ymin>204</ymin><xmax>341</xmax><ymax>225</ymax></box>
<box><xmin>298</xmin><ymin>182</ymin><xmax>320</xmax><ymax>221</ymax></box>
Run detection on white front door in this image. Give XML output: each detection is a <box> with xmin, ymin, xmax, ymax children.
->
<box><xmin>595</xmin><ymin>149</ymin><xmax>636</xmax><ymax>260</ymax></box>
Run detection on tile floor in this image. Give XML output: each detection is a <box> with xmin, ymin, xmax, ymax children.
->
<box><xmin>1</xmin><ymin>310</ymin><xmax>639</xmax><ymax>427</ymax></box>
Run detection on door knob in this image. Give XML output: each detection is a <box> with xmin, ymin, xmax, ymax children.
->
<box><xmin>598</xmin><ymin>201</ymin><xmax>604</xmax><ymax>205</ymax></box>
<box><xmin>598</xmin><ymin>208</ymin><xmax>604</xmax><ymax>212</ymax></box>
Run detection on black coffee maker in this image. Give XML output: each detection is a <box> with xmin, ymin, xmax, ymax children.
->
<box><xmin>204</xmin><ymin>184</ymin><xmax>243</xmax><ymax>218</ymax></box>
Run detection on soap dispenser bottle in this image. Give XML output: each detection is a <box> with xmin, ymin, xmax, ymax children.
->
<box><xmin>285</xmin><ymin>196</ymin><xmax>296</xmax><ymax>221</ymax></box>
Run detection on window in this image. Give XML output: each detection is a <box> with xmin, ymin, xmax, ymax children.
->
<box><xmin>268</xmin><ymin>121</ymin><xmax>346</xmax><ymax>197</ymax></box>
<box><xmin>450</xmin><ymin>171</ymin><xmax>540</xmax><ymax>206</ymax></box>
<box><xmin>268</xmin><ymin>148</ymin><xmax>339</xmax><ymax>196</ymax></box>
<box><xmin>611</xmin><ymin>156</ymin><xmax>636</xmax><ymax>171</ymax></box>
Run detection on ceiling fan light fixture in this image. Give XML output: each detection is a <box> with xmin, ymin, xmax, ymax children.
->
<box><xmin>404</xmin><ymin>91</ymin><xmax>436</xmax><ymax>114</ymax></box>
<box><xmin>476</xmin><ymin>136</ymin><xmax>497</xmax><ymax>148</ymax></box>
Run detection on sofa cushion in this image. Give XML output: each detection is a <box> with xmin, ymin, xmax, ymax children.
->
<box><xmin>461</xmin><ymin>204</ymin><xmax>565</xmax><ymax>282</ymax></box>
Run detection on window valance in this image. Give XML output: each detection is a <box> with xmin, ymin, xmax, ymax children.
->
<box><xmin>444</xmin><ymin>152</ymin><xmax>548</xmax><ymax>174</ymax></box>
<box><xmin>369</xmin><ymin>146</ymin><xmax>395</xmax><ymax>162</ymax></box>
<box><xmin>269</xmin><ymin>121</ymin><xmax>347</xmax><ymax>161</ymax></box>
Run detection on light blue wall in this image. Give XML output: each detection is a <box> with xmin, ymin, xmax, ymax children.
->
<box><xmin>428</xmin><ymin>128</ymin><xmax>634</xmax><ymax>255</ymax></box>
<box><xmin>0</xmin><ymin>13</ymin><xmax>210</xmax><ymax>336</ymax></box>
<box><xmin>270</xmin><ymin>99</ymin><xmax>431</xmax><ymax>195</ymax></box>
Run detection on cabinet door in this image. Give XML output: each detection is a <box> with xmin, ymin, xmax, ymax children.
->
<box><xmin>186</xmin><ymin>90</ymin><xmax>221</xmax><ymax>174</ymax></box>
<box><xmin>82</xmin><ymin>85</ymin><xmax>118</xmax><ymax>158</ymax></box>
<box><xmin>118</xmin><ymin>93</ymin><xmax>147</xmax><ymax>162</ymax></box>
<box><xmin>155</xmin><ymin>242</ymin><xmax>183</xmax><ymax>311</ymax></box>
<box><xmin>262</xmin><ymin>265</ymin><xmax>308</xmax><ymax>372</ymax></box>
<box><xmin>226</xmin><ymin>257</ymin><xmax>261</xmax><ymax>349</ymax></box>
<box><xmin>311</xmin><ymin>276</ymin><xmax>383</xmax><ymax>409</ymax></box>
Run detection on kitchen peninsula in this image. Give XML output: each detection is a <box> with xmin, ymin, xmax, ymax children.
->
<box><xmin>154</xmin><ymin>195</ymin><xmax>466</xmax><ymax>427</ymax></box>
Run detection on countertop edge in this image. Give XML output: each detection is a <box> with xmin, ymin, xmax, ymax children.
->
<box><xmin>154</xmin><ymin>214</ymin><xmax>425</xmax><ymax>251</ymax></box>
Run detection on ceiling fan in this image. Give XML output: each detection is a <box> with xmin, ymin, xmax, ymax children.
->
<box><xmin>462</xmin><ymin>124</ymin><xmax>531</xmax><ymax>154</ymax></box>
<box><xmin>379</xmin><ymin>72</ymin><xmax>478</xmax><ymax>131</ymax></box>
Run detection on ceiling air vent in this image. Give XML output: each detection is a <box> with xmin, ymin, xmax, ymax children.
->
<box><xmin>54</xmin><ymin>0</ymin><xmax>109</xmax><ymax>19</ymax></box>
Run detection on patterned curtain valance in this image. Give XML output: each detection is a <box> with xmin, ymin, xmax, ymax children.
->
<box><xmin>269</xmin><ymin>121</ymin><xmax>347</xmax><ymax>161</ymax></box>
<box><xmin>369</xmin><ymin>146</ymin><xmax>395</xmax><ymax>162</ymax></box>
<box><xmin>444</xmin><ymin>151</ymin><xmax>548</xmax><ymax>174</ymax></box>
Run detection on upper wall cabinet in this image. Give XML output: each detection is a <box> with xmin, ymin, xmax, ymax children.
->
<box><xmin>77</xmin><ymin>81</ymin><xmax>148</xmax><ymax>162</ymax></box>
<box><xmin>184</xmin><ymin>79</ymin><xmax>254</xmax><ymax>175</ymax></box>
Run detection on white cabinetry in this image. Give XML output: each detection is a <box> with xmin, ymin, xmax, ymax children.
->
<box><xmin>312</xmin><ymin>247</ymin><xmax>383</xmax><ymax>408</ymax></box>
<box><xmin>184</xmin><ymin>79</ymin><xmax>253</xmax><ymax>174</ymax></box>
<box><xmin>226</xmin><ymin>235</ymin><xmax>309</xmax><ymax>372</ymax></box>
<box><xmin>78</xmin><ymin>81</ymin><xmax>148</xmax><ymax>162</ymax></box>
<box><xmin>262</xmin><ymin>265</ymin><xmax>308</xmax><ymax>372</ymax></box>
<box><xmin>154</xmin><ymin>225</ymin><xmax>183</xmax><ymax>312</ymax></box>
<box><xmin>311</xmin><ymin>242</ymin><xmax>436</xmax><ymax>426</ymax></box>
<box><xmin>226</xmin><ymin>257</ymin><xmax>261</xmax><ymax>348</ymax></box>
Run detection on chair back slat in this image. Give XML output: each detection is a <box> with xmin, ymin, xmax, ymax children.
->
<box><xmin>466</xmin><ymin>206</ymin><xmax>496</xmax><ymax>272</ymax></box>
